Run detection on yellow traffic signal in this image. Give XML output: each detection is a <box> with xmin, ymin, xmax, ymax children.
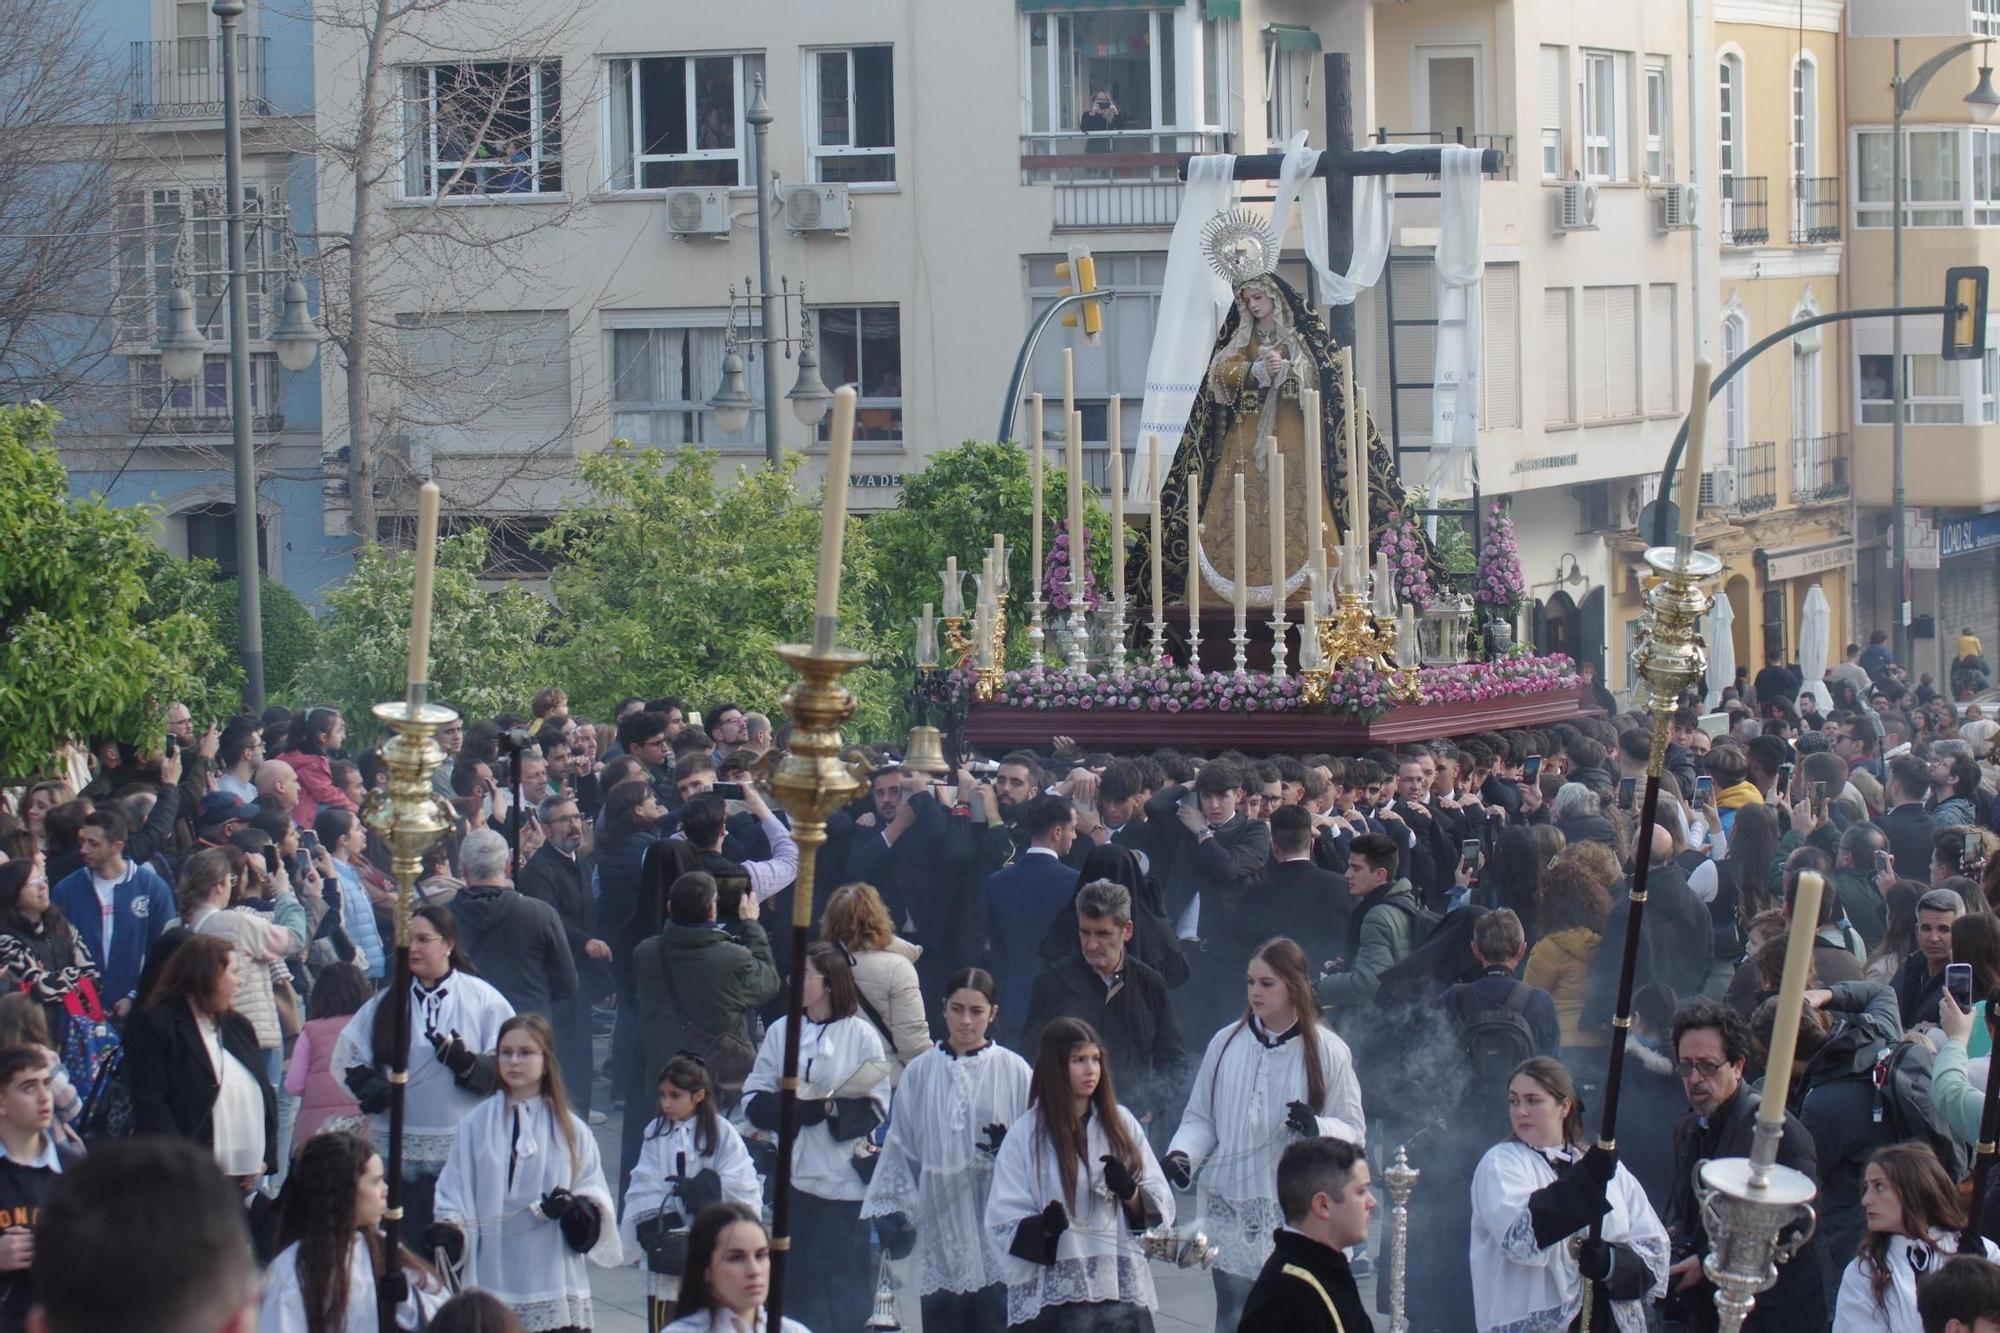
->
<box><xmin>1942</xmin><ymin>265</ymin><xmax>1989</xmax><ymax>362</ymax></box>
<box><xmin>1055</xmin><ymin>245</ymin><xmax>1102</xmax><ymax>346</ymax></box>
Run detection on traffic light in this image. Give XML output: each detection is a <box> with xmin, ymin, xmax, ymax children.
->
<box><xmin>1055</xmin><ymin>244</ymin><xmax>1102</xmax><ymax>347</ymax></box>
<box><xmin>1941</xmin><ymin>265</ymin><xmax>1989</xmax><ymax>361</ymax></box>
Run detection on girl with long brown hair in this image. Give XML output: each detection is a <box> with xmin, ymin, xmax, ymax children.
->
<box><xmin>429</xmin><ymin>1013</ymin><xmax>620</xmax><ymax>1333</ymax></box>
<box><xmin>984</xmin><ymin>1017</ymin><xmax>1173</xmax><ymax>1330</ymax></box>
<box><xmin>1834</xmin><ymin>1143</ymin><xmax>2000</xmax><ymax>1331</ymax></box>
<box><xmin>1163</xmin><ymin>936</ymin><xmax>1365</xmax><ymax>1333</ymax></box>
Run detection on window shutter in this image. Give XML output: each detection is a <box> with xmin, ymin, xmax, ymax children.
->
<box><xmin>1647</xmin><ymin>283</ymin><xmax>1678</xmax><ymax>414</ymax></box>
<box><xmin>1577</xmin><ymin>287</ymin><xmax>1608</xmax><ymax>420</ymax></box>
<box><xmin>1481</xmin><ymin>263</ymin><xmax>1521</xmax><ymax>429</ymax></box>
<box><xmin>400</xmin><ymin>311</ymin><xmax>573</xmax><ymax>455</ymax></box>
<box><xmin>1540</xmin><ymin>47</ymin><xmax>1565</xmax><ymax>137</ymax></box>
<box><xmin>1607</xmin><ymin>285</ymin><xmax>1639</xmax><ymax>416</ymax></box>
<box><xmin>1544</xmin><ymin>287</ymin><xmax>1572</xmax><ymax>424</ymax></box>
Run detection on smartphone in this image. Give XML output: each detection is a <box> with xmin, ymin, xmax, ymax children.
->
<box><xmin>1948</xmin><ymin>962</ymin><xmax>1975</xmax><ymax>1012</ymax></box>
<box><xmin>1618</xmin><ymin>777</ymin><xmax>1638</xmax><ymax>811</ymax></box>
<box><xmin>164</xmin><ymin>733</ymin><xmax>179</xmax><ymax>758</ymax></box>
<box><xmin>1811</xmin><ymin>781</ymin><xmax>1828</xmax><ymax>816</ymax></box>
<box><xmin>1778</xmin><ymin>762</ymin><xmax>1794</xmax><ymax>791</ymax></box>
<box><xmin>261</xmin><ymin>845</ymin><xmax>279</xmax><ymax>876</ymax></box>
<box><xmin>301</xmin><ymin>830</ymin><xmax>320</xmax><ymax>854</ymax></box>
<box><xmin>1875</xmin><ymin>849</ymin><xmax>1894</xmax><ymax>877</ymax></box>
<box><xmin>1459</xmin><ymin>839</ymin><xmax>1481</xmax><ymax>869</ymax></box>
<box><xmin>1695</xmin><ymin>775</ymin><xmax>1714</xmax><ymax>800</ymax></box>
<box><xmin>711</xmin><ymin>782</ymin><xmax>745</xmax><ymax>800</ymax></box>
<box><xmin>1969</xmin><ymin>831</ymin><xmax>1985</xmax><ymax>870</ymax></box>
<box><xmin>1522</xmin><ymin>755</ymin><xmax>1544</xmax><ymax>785</ymax></box>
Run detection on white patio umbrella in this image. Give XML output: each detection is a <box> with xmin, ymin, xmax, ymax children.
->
<box><xmin>1798</xmin><ymin>583</ymin><xmax>1833</xmax><ymax>695</ymax></box>
<box><xmin>1706</xmin><ymin>592</ymin><xmax>1737</xmax><ymax>704</ymax></box>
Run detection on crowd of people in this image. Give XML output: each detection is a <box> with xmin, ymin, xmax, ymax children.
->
<box><xmin>0</xmin><ymin>642</ymin><xmax>1995</xmax><ymax>1332</ymax></box>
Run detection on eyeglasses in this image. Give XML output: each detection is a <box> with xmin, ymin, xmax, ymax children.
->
<box><xmin>1676</xmin><ymin>1059</ymin><xmax>1728</xmax><ymax>1079</ymax></box>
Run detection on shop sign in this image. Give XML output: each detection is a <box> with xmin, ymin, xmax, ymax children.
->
<box><xmin>1763</xmin><ymin>540</ymin><xmax>1853</xmax><ymax>581</ymax></box>
<box><xmin>1940</xmin><ymin>506</ymin><xmax>2000</xmax><ymax>560</ymax></box>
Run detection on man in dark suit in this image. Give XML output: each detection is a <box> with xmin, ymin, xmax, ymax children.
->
<box><xmin>516</xmin><ymin>792</ymin><xmax>610</xmax><ymax>1116</ymax></box>
<box><xmin>983</xmin><ymin>794</ymin><xmax>1082</xmax><ymax>1045</ymax></box>
<box><xmin>1879</xmin><ymin>755</ymin><xmax>1940</xmax><ymax>881</ymax></box>
<box><xmin>1237</xmin><ymin>805</ymin><xmax>1349</xmax><ymax>970</ymax></box>
<box><xmin>1144</xmin><ymin>760</ymin><xmax>1271</xmax><ymax>937</ymax></box>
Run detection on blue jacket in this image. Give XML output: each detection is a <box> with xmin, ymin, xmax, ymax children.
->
<box><xmin>982</xmin><ymin>850</ymin><xmax>1079</xmax><ymax>1043</ymax></box>
<box><xmin>51</xmin><ymin>861</ymin><xmax>174</xmax><ymax>1005</ymax></box>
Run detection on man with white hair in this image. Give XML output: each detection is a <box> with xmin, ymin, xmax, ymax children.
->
<box><xmin>447</xmin><ymin>827</ymin><xmax>577</xmax><ymax>1021</ymax></box>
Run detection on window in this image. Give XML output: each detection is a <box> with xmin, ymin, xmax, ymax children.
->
<box><xmin>130</xmin><ymin>352</ymin><xmax>280</xmax><ymax>425</ymax></box>
<box><xmin>1027</xmin><ymin>10</ymin><xmax>1179</xmax><ymax>139</ymax></box>
<box><xmin>1975</xmin><ymin>128</ymin><xmax>2000</xmax><ymax>225</ymax></box>
<box><xmin>1718</xmin><ymin>53</ymin><xmax>1744</xmax><ymax>180</ymax></box>
<box><xmin>1645</xmin><ymin>59</ymin><xmax>1670</xmax><ymax>180</ymax></box>
<box><xmin>1418</xmin><ymin>46</ymin><xmax>1481</xmax><ymax>140</ymax></box>
<box><xmin>1545</xmin><ymin>287</ymin><xmax>1573</xmax><ymax>425</ymax></box>
<box><xmin>1721</xmin><ymin>312</ymin><xmax>1748</xmax><ymax>460</ymax></box>
<box><xmin>1577</xmin><ymin>285</ymin><xmax>1639</xmax><ymax>419</ymax></box>
<box><xmin>1647</xmin><ymin>283</ymin><xmax>1678</xmax><ymax>415</ymax></box>
<box><xmin>1859</xmin><ymin>352</ymin><xmax>1966</xmax><ymax>423</ymax></box>
<box><xmin>1792</xmin><ymin>321</ymin><xmax>1823</xmax><ymax>495</ymax></box>
<box><xmin>1582</xmin><ymin>51</ymin><xmax>1630</xmax><ymax>181</ymax></box>
<box><xmin>1983</xmin><ymin>347</ymin><xmax>2000</xmax><ymax>423</ymax></box>
<box><xmin>1480</xmin><ymin>263</ymin><xmax>1521</xmax><ymax>430</ymax></box>
<box><xmin>611</xmin><ymin>319</ymin><xmax>765</xmax><ymax>449</ymax></box>
<box><xmin>1201</xmin><ymin>14</ymin><xmax>1233</xmax><ymax>129</ymax></box>
<box><xmin>1265</xmin><ymin>28</ymin><xmax>1313</xmax><ymax>145</ymax></box>
<box><xmin>180</xmin><ymin>504</ymin><xmax>268</xmax><ymax>579</ymax></box>
<box><xmin>1791</xmin><ymin>56</ymin><xmax>1818</xmax><ymax>181</ymax></box>
<box><xmin>814</xmin><ymin>307</ymin><xmax>902</xmax><ymax>443</ymax></box>
<box><xmin>608</xmin><ymin>54</ymin><xmax>760</xmax><ymax>190</ymax></box>
<box><xmin>114</xmin><ymin>185</ymin><xmax>286</xmax><ymax>346</ymax></box>
<box><xmin>1978</xmin><ymin>0</ymin><xmax>2000</xmax><ymax>37</ymax></box>
<box><xmin>809</xmin><ymin>47</ymin><xmax>894</xmax><ymax>184</ymax></box>
<box><xmin>400</xmin><ymin>62</ymin><xmax>561</xmax><ymax>197</ymax></box>
<box><xmin>1540</xmin><ymin>46</ymin><xmax>1567</xmax><ymax>178</ymax></box>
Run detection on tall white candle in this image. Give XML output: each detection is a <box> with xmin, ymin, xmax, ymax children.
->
<box><xmin>942</xmin><ymin>556</ymin><xmax>961</xmax><ymax>617</ymax></box>
<box><xmin>918</xmin><ymin>603</ymin><xmax>935</xmax><ymax>666</ymax></box>
<box><xmin>1149</xmin><ymin>438</ymin><xmax>1164</xmax><ymax>624</ymax></box>
<box><xmin>1343</xmin><ymin>349</ymin><xmax>1361</xmax><ymax>549</ymax></box>
<box><xmin>1353</xmin><ymin>383</ymin><xmax>1371</xmax><ymax>563</ymax></box>
<box><xmin>813</xmin><ymin>387</ymin><xmax>857</xmax><ymax>646</ymax></box>
<box><xmin>1187</xmin><ymin>478</ymin><xmax>1200</xmax><ymax>636</ymax></box>
<box><xmin>1268</xmin><ymin>446</ymin><xmax>1286</xmax><ymax>614</ymax></box>
<box><xmin>1062</xmin><ymin>347</ymin><xmax>1074</xmax><ymax>424</ymax></box>
<box><xmin>1031</xmin><ymin>394</ymin><xmax>1044</xmax><ymax>582</ymax></box>
<box><xmin>1759</xmin><ymin>872</ymin><xmax>1824</xmax><ymax>1131</ymax></box>
<box><xmin>1678</xmin><ymin>359</ymin><xmax>1715</xmax><ymax>550</ymax></box>
<box><xmin>1068</xmin><ymin>409</ymin><xmax>1085</xmax><ymax>598</ymax></box>
<box><xmin>1304</xmin><ymin>385</ymin><xmax>1325</xmax><ymax>583</ymax></box>
<box><xmin>407</xmin><ymin>480</ymin><xmax>441</xmax><ymax>691</ymax></box>
<box><xmin>1233</xmin><ymin>472</ymin><xmax>1247</xmax><ymax>622</ymax></box>
<box><xmin>992</xmin><ymin>532</ymin><xmax>1007</xmax><ymax>596</ymax></box>
<box><xmin>1109</xmin><ymin>432</ymin><xmax>1125</xmax><ymax>606</ymax></box>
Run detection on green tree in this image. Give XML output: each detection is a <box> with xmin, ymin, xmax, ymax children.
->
<box><xmin>132</xmin><ymin>553</ymin><xmax>244</xmax><ymax>724</ymax></box>
<box><xmin>536</xmin><ymin>446</ymin><xmax>898</xmax><ymax>740</ymax></box>
<box><xmin>0</xmin><ymin>405</ymin><xmax>223</xmax><ymax>778</ymax></box>
<box><xmin>291</xmin><ymin>528</ymin><xmax>549</xmax><ymax>744</ymax></box>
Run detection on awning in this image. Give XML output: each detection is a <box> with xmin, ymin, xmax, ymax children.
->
<box><xmin>1205</xmin><ymin>0</ymin><xmax>1241</xmax><ymax>18</ymax></box>
<box><xmin>1265</xmin><ymin>23</ymin><xmax>1322</xmax><ymax>51</ymax></box>
<box><xmin>1019</xmin><ymin>0</ymin><xmax>1182</xmax><ymax>10</ymax></box>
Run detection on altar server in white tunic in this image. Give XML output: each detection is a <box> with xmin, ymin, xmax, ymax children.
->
<box><xmin>1164</xmin><ymin>936</ymin><xmax>1366</xmax><ymax>1333</ymax></box>
<box><xmin>1469</xmin><ymin>1057</ymin><xmax>1668</xmax><ymax>1333</ymax></box>
<box><xmin>863</xmin><ymin>966</ymin><xmax>1034</xmax><ymax>1333</ymax></box>
<box><xmin>429</xmin><ymin>1013</ymin><xmax>621</xmax><ymax>1333</ymax></box>
<box><xmin>1833</xmin><ymin>1142</ymin><xmax>2000</xmax><ymax>1333</ymax></box>
<box><xmin>740</xmin><ymin>941</ymin><xmax>893</xmax><ymax>1333</ymax></box>
<box><xmin>625</xmin><ymin>1053</ymin><xmax>764</xmax><ymax>1331</ymax></box>
<box><xmin>259</xmin><ymin>1131</ymin><xmax>444</xmax><ymax>1333</ymax></box>
<box><xmin>659</xmin><ymin>1202</ymin><xmax>812</xmax><ymax>1333</ymax></box>
<box><xmin>984</xmin><ymin>1016</ymin><xmax>1174</xmax><ymax>1332</ymax></box>
<box><xmin>333</xmin><ymin>905</ymin><xmax>512</xmax><ymax>1240</ymax></box>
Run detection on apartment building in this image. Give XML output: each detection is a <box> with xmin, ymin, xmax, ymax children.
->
<box><xmin>1846</xmin><ymin>0</ymin><xmax>2000</xmax><ymax>680</ymax></box>
<box><xmin>55</xmin><ymin>0</ymin><xmax>347</xmax><ymax>599</ymax></box>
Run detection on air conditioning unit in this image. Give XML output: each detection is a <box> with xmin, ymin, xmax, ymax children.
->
<box><xmin>784</xmin><ymin>183</ymin><xmax>852</xmax><ymax>235</ymax></box>
<box><xmin>1700</xmin><ymin>468</ymin><xmax>1739</xmax><ymax>508</ymax></box>
<box><xmin>1554</xmin><ymin>180</ymin><xmax>1600</xmax><ymax>233</ymax></box>
<box><xmin>664</xmin><ymin>188</ymin><xmax>731</xmax><ymax>239</ymax></box>
<box><xmin>1655</xmin><ymin>182</ymin><xmax>1698</xmax><ymax>231</ymax></box>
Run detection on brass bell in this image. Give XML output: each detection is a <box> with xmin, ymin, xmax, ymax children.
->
<box><xmin>901</xmin><ymin>724</ymin><xmax>950</xmax><ymax>775</ymax></box>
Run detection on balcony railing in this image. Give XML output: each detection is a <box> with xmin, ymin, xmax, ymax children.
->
<box><xmin>1719</xmin><ymin>174</ymin><xmax>1770</xmax><ymax>246</ymax></box>
<box><xmin>1020</xmin><ymin>130</ymin><xmax>1231</xmax><ymax>185</ymax></box>
<box><xmin>1737</xmin><ymin>441</ymin><xmax>1778</xmax><ymax>513</ymax></box>
<box><xmin>1790</xmin><ymin>176</ymin><xmax>1842</xmax><ymax>244</ymax></box>
<box><xmin>1790</xmin><ymin>432</ymin><xmax>1850</xmax><ymax>503</ymax></box>
<box><xmin>1054</xmin><ymin>183</ymin><xmax>1184</xmax><ymax>231</ymax></box>
<box><xmin>129</xmin><ymin>37</ymin><xmax>270</xmax><ymax>120</ymax></box>
<box><xmin>1370</xmin><ymin>128</ymin><xmax>1518</xmax><ymax>182</ymax></box>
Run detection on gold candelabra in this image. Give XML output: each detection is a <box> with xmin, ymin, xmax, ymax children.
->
<box><xmin>1300</xmin><ymin>593</ymin><xmax>1420</xmax><ymax>706</ymax></box>
<box><xmin>941</xmin><ymin>615</ymin><xmax>969</xmax><ymax>663</ymax></box>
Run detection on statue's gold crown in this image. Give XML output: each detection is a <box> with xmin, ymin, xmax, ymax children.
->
<box><xmin>1200</xmin><ymin>208</ymin><xmax>1280</xmax><ymax>288</ymax></box>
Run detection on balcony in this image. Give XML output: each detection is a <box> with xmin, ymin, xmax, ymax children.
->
<box><xmin>1021</xmin><ymin>130</ymin><xmax>1231</xmax><ymax>185</ymax></box>
<box><xmin>1790</xmin><ymin>177</ymin><xmax>1842</xmax><ymax>244</ymax></box>
<box><xmin>128</xmin><ymin>38</ymin><xmax>271</xmax><ymax>120</ymax></box>
<box><xmin>1790</xmin><ymin>432</ymin><xmax>1850</xmax><ymax>502</ymax></box>
<box><xmin>1719</xmin><ymin>175</ymin><xmax>1770</xmax><ymax>246</ymax></box>
<box><xmin>1736</xmin><ymin>442</ymin><xmax>1778</xmax><ymax>513</ymax></box>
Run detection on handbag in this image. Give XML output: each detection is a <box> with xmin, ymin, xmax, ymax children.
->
<box><xmin>659</xmin><ymin>957</ymin><xmax>755</xmax><ymax>1105</ymax></box>
<box><xmin>52</xmin><ymin>979</ymin><xmax>119</xmax><ymax>1106</ymax></box>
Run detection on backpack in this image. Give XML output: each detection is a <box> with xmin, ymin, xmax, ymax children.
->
<box><xmin>1446</xmin><ymin>982</ymin><xmax>1542</xmax><ymax>1097</ymax></box>
<box><xmin>79</xmin><ymin>1045</ymin><xmax>134</xmax><ymax>1146</ymax></box>
<box><xmin>1871</xmin><ymin>1038</ymin><xmax>1972</xmax><ymax>1180</ymax></box>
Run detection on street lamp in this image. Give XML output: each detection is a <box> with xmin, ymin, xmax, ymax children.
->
<box><xmin>710</xmin><ymin>344</ymin><xmax>756</xmax><ymax>436</ymax></box>
<box><xmin>1888</xmin><ymin>37</ymin><xmax>1995</xmax><ymax>668</ymax></box>
<box><xmin>785</xmin><ymin>309</ymin><xmax>833</xmax><ymax>427</ymax></box>
<box><xmin>706</xmin><ymin>278</ymin><xmax>835</xmax><ymax>438</ymax></box>
<box><xmin>269</xmin><ymin>275</ymin><xmax>322</xmax><ymax>373</ymax></box>
<box><xmin>158</xmin><ymin>285</ymin><xmax>207</xmax><ymax>383</ymax></box>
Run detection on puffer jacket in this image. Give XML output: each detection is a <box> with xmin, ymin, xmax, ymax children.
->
<box><xmin>1523</xmin><ymin>926</ymin><xmax>1604</xmax><ymax>1048</ymax></box>
<box><xmin>1316</xmin><ymin>878</ymin><xmax>1421</xmax><ymax>1012</ymax></box>
<box><xmin>847</xmin><ymin>937</ymin><xmax>931</xmax><ymax>1074</ymax></box>
<box><xmin>272</xmin><ymin>750</ymin><xmax>355</xmax><ymax>827</ymax></box>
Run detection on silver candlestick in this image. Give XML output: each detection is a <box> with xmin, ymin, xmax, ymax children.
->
<box><xmin>1066</xmin><ymin>589</ymin><xmax>1091</xmax><ymax>676</ymax></box>
<box><xmin>1230</xmin><ymin>618</ymin><xmax>1249</xmax><ymax>680</ymax></box>
<box><xmin>1149</xmin><ymin>611</ymin><xmax>1169</xmax><ymax>668</ymax></box>
<box><xmin>1384</xmin><ymin>1144</ymin><xmax>1419</xmax><ymax>1333</ymax></box>
<box><xmin>1696</xmin><ymin>1124</ymin><xmax>1818</xmax><ymax>1333</ymax></box>
<box><xmin>1107</xmin><ymin>596</ymin><xmax>1129</xmax><ymax>679</ymax></box>
<box><xmin>1027</xmin><ymin>593</ymin><xmax>1047</xmax><ymax>671</ymax></box>
<box><xmin>1267</xmin><ymin>610</ymin><xmax>1290</xmax><ymax>676</ymax></box>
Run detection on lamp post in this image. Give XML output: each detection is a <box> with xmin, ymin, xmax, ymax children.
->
<box><xmin>214</xmin><ymin>0</ymin><xmax>263</xmax><ymax>710</ymax></box>
<box><xmin>748</xmin><ymin>73</ymin><xmax>783</xmax><ymax>465</ymax></box>
<box><xmin>1890</xmin><ymin>38</ymin><xmax>1999</xmax><ymax>666</ymax></box>
<box><xmin>709</xmin><ymin>278</ymin><xmax>834</xmax><ymax>436</ymax></box>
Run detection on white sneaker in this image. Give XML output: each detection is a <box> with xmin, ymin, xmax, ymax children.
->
<box><xmin>588</xmin><ymin>1109</ymin><xmax>607</xmax><ymax>1125</ymax></box>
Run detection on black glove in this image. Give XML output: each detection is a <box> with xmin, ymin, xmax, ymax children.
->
<box><xmin>429</xmin><ymin>1028</ymin><xmax>478</xmax><ymax>1078</ymax></box>
<box><xmin>1285</xmin><ymin>1100</ymin><xmax>1319</xmax><ymax>1137</ymax></box>
<box><xmin>1580</xmin><ymin>1144</ymin><xmax>1618</xmax><ymax>1186</ymax></box>
<box><xmin>1100</xmin><ymin>1153</ymin><xmax>1139</xmax><ymax>1202</ymax></box>
<box><xmin>672</xmin><ymin>1167</ymin><xmax>724</xmax><ymax>1216</ymax></box>
<box><xmin>1163</xmin><ymin>1151</ymin><xmax>1194</xmax><ymax>1192</ymax></box>
<box><xmin>421</xmin><ymin>1221</ymin><xmax>464</xmax><ymax>1266</ymax></box>
<box><xmin>538</xmin><ymin>1187</ymin><xmax>578</xmax><ymax>1222</ymax></box>
<box><xmin>1577</xmin><ymin>1238</ymin><xmax>1616</xmax><ymax>1283</ymax></box>
<box><xmin>378</xmin><ymin>1270</ymin><xmax>410</xmax><ymax>1306</ymax></box>
<box><xmin>743</xmin><ymin>1092</ymin><xmax>780</xmax><ymax>1132</ymax></box>
<box><xmin>345</xmin><ymin>1064</ymin><xmax>392</xmax><ymax>1115</ymax></box>
<box><xmin>1008</xmin><ymin>1200</ymin><xmax>1070</xmax><ymax>1265</ymax></box>
<box><xmin>796</xmin><ymin>1098</ymin><xmax>830</xmax><ymax>1128</ymax></box>
<box><xmin>979</xmin><ymin>1122</ymin><xmax>1007</xmax><ymax>1155</ymax></box>
<box><xmin>875</xmin><ymin>1211</ymin><xmax>917</xmax><ymax>1261</ymax></box>
<box><xmin>1578</xmin><ymin>1238</ymin><xmax>1655</xmax><ymax>1300</ymax></box>
<box><xmin>1527</xmin><ymin>1155</ymin><xmax>1613</xmax><ymax>1249</ymax></box>
<box><xmin>829</xmin><ymin>1096</ymin><xmax>883</xmax><ymax>1143</ymax></box>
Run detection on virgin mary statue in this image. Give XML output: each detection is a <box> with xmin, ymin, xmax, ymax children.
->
<box><xmin>1127</xmin><ymin>209</ymin><xmax>1441</xmax><ymax>616</ymax></box>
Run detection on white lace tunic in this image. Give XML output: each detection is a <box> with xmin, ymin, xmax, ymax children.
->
<box><xmin>983</xmin><ymin>1101</ymin><xmax>1175</xmax><ymax>1328</ymax></box>
<box><xmin>433</xmin><ymin>1093</ymin><xmax>622</xmax><ymax>1332</ymax></box>
<box><xmin>621</xmin><ymin>1113</ymin><xmax>763</xmax><ymax>1301</ymax></box>
<box><xmin>256</xmin><ymin>1238</ymin><xmax>443</xmax><ymax>1332</ymax></box>
<box><xmin>332</xmin><ymin>971</ymin><xmax>514</xmax><ymax>1171</ymax></box>
<box><xmin>1167</xmin><ymin>1017</ymin><xmax>1366</xmax><ymax>1278</ymax></box>
<box><xmin>861</xmin><ymin>1041</ymin><xmax>1033</xmax><ymax>1296</ymax></box>
<box><xmin>740</xmin><ymin>1013</ymin><xmax>891</xmax><ymax>1203</ymax></box>
<box><xmin>1468</xmin><ymin>1139</ymin><xmax>1669</xmax><ymax>1333</ymax></box>
<box><xmin>1833</xmin><ymin>1230</ymin><xmax>2000</xmax><ymax>1333</ymax></box>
